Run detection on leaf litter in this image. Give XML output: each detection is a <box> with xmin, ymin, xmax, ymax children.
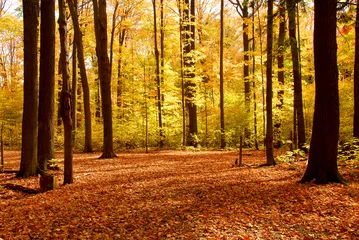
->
<box><xmin>0</xmin><ymin>150</ymin><xmax>359</xmax><ymax>239</ymax></box>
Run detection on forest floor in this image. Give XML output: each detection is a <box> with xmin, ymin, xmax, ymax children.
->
<box><xmin>0</xmin><ymin>150</ymin><xmax>359</xmax><ymax>239</ymax></box>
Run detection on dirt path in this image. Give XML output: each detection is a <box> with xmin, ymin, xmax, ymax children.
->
<box><xmin>1</xmin><ymin>150</ymin><xmax>358</xmax><ymax>239</ymax></box>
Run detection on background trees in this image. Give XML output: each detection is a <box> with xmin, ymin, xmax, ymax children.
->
<box><xmin>0</xmin><ymin>0</ymin><xmax>357</xmax><ymax>173</ymax></box>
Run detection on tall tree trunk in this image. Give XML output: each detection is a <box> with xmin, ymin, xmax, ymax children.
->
<box><xmin>220</xmin><ymin>0</ymin><xmax>225</xmax><ymax>149</ymax></box>
<box><xmin>300</xmin><ymin>0</ymin><xmax>344</xmax><ymax>184</ymax></box>
<box><xmin>251</xmin><ymin>1</ymin><xmax>258</xmax><ymax>150</ymax></box>
<box><xmin>257</xmin><ymin>9</ymin><xmax>266</xmax><ymax>137</ymax></box>
<box><xmin>178</xmin><ymin>0</ymin><xmax>186</xmax><ymax>147</ymax></box>
<box><xmin>58</xmin><ymin>0</ymin><xmax>73</xmax><ymax>184</ymax></box>
<box><xmin>274</xmin><ymin>0</ymin><xmax>286</xmax><ymax>148</ymax></box>
<box><xmin>18</xmin><ymin>0</ymin><xmax>39</xmax><ymax>178</ymax></box>
<box><xmin>93</xmin><ymin>0</ymin><xmax>116</xmax><ymax>158</ymax></box>
<box><xmin>354</xmin><ymin>0</ymin><xmax>359</xmax><ymax>137</ymax></box>
<box><xmin>265</xmin><ymin>0</ymin><xmax>275</xmax><ymax>166</ymax></box>
<box><xmin>71</xmin><ymin>23</ymin><xmax>77</xmax><ymax>145</ymax></box>
<box><xmin>287</xmin><ymin>0</ymin><xmax>306</xmax><ymax>148</ymax></box>
<box><xmin>67</xmin><ymin>0</ymin><xmax>93</xmax><ymax>153</ymax></box>
<box><xmin>110</xmin><ymin>1</ymin><xmax>119</xmax><ymax>78</ymax></box>
<box><xmin>117</xmin><ymin>29</ymin><xmax>126</xmax><ymax>117</ymax></box>
<box><xmin>183</xmin><ymin>0</ymin><xmax>198</xmax><ymax>147</ymax></box>
<box><xmin>243</xmin><ymin>0</ymin><xmax>251</xmax><ymax>143</ymax></box>
<box><xmin>38</xmin><ymin>0</ymin><xmax>55</xmax><ymax>173</ymax></box>
<box><xmin>152</xmin><ymin>0</ymin><xmax>164</xmax><ymax>148</ymax></box>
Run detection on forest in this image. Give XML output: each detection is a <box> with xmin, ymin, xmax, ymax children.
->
<box><xmin>0</xmin><ymin>0</ymin><xmax>359</xmax><ymax>238</ymax></box>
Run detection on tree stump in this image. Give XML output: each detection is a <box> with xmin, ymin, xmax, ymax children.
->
<box><xmin>40</xmin><ymin>174</ymin><xmax>57</xmax><ymax>192</ymax></box>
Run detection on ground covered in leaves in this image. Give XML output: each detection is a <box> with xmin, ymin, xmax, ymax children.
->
<box><xmin>1</xmin><ymin>150</ymin><xmax>359</xmax><ymax>239</ymax></box>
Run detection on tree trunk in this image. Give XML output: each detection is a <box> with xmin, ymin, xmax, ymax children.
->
<box><xmin>300</xmin><ymin>0</ymin><xmax>344</xmax><ymax>184</ymax></box>
<box><xmin>18</xmin><ymin>0</ymin><xmax>39</xmax><ymax>178</ymax></box>
<box><xmin>67</xmin><ymin>0</ymin><xmax>93</xmax><ymax>153</ymax></box>
<box><xmin>287</xmin><ymin>0</ymin><xmax>306</xmax><ymax>148</ymax></box>
<box><xmin>38</xmin><ymin>0</ymin><xmax>55</xmax><ymax>173</ymax></box>
<box><xmin>93</xmin><ymin>0</ymin><xmax>116</xmax><ymax>158</ymax></box>
<box><xmin>252</xmin><ymin>1</ymin><xmax>258</xmax><ymax>150</ymax></box>
<box><xmin>183</xmin><ymin>0</ymin><xmax>198</xmax><ymax>147</ymax></box>
<box><xmin>274</xmin><ymin>0</ymin><xmax>286</xmax><ymax>148</ymax></box>
<box><xmin>58</xmin><ymin>0</ymin><xmax>73</xmax><ymax>184</ymax></box>
<box><xmin>178</xmin><ymin>0</ymin><xmax>186</xmax><ymax>147</ymax></box>
<box><xmin>71</xmin><ymin>22</ymin><xmax>77</xmax><ymax>145</ymax></box>
<box><xmin>152</xmin><ymin>0</ymin><xmax>164</xmax><ymax>148</ymax></box>
<box><xmin>220</xmin><ymin>0</ymin><xmax>225</xmax><ymax>149</ymax></box>
<box><xmin>265</xmin><ymin>0</ymin><xmax>275</xmax><ymax>166</ymax></box>
<box><xmin>243</xmin><ymin>0</ymin><xmax>251</xmax><ymax>143</ymax></box>
<box><xmin>354</xmin><ymin>0</ymin><xmax>359</xmax><ymax>137</ymax></box>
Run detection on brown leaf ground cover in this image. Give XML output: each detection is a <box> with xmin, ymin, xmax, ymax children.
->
<box><xmin>1</xmin><ymin>150</ymin><xmax>359</xmax><ymax>239</ymax></box>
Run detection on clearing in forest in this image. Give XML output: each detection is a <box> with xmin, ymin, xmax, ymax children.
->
<box><xmin>0</xmin><ymin>150</ymin><xmax>358</xmax><ymax>239</ymax></box>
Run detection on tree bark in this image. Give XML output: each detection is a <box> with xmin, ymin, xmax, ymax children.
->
<box><xmin>300</xmin><ymin>0</ymin><xmax>344</xmax><ymax>184</ymax></box>
<box><xmin>265</xmin><ymin>0</ymin><xmax>275</xmax><ymax>166</ymax></box>
<box><xmin>38</xmin><ymin>0</ymin><xmax>55</xmax><ymax>173</ymax></box>
<box><xmin>18</xmin><ymin>0</ymin><xmax>39</xmax><ymax>178</ymax></box>
<box><xmin>67</xmin><ymin>0</ymin><xmax>93</xmax><ymax>153</ymax></box>
<box><xmin>58</xmin><ymin>0</ymin><xmax>73</xmax><ymax>184</ymax></box>
<box><xmin>152</xmin><ymin>0</ymin><xmax>164</xmax><ymax>148</ymax></box>
<box><xmin>220</xmin><ymin>0</ymin><xmax>225</xmax><ymax>149</ymax></box>
<box><xmin>287</xmin><ymin>0</ymin><xmax>306</xmax><ymax>148</ymax></box>
<box><xmin>274</xmin><ymin>0</ymin><xmax>286</xmax><ymax>148</ymax></box>
<box><xmin>93</xmin><ymin>0</ymin><xmax>116</xmax><ymax>158</ymax></box>
<box><xmin>183</xmin><ymin>0</ymin><xmax>198</xmax><ymax>147</ymax></box>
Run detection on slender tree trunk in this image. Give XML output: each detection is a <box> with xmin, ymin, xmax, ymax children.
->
<box><xmin>300</xmin><ymin>0</ymin><xmax>344</xmax><ymax>184</ymax></box>
<box><xmin>178</xmin><ymin>0</ymin><xmax>186</xmax><ymax>147</ymax></box>
<box><xmin>220</xmin><ymin>0</ymin><xmax>225</xmax><ymax>149</ymax></box>
<box><xmin>257</xmin><ymin>9</ymin><xmax>266</xmax><ymax>137</ymax></box>
<box><xmin>67</xmin><ymin>0</ymin><xmax>93</xmax><ymax>153</ymax></box>
<box><xmin>152</xmin><ymin>0</ymin><xmax>164</xmax><ymax>148</ymax></box>
<box><xmin>287</xmin><ymin>0</ymin><xmax>306</xmax><ymax>148</ymax></box>
<box><xmin>71</xmin><ymin>21</ymin><xmax>77</xmax><ymax>145</ymax></box>
<box><xmin>117</xmin><ymin>29</ymin><xmax>126</xmax><ymax>118</ymax></box>
<box><xmin>58</xmin><ymin>0</ymin><xmax>73</xmax><ymax>184</ymax></box>
<box><xmin>18</xmin><ymin>0</ymin><xmax>39</xmax><ymax>178</ymax></box>
<box><xmin>93</xmin><ymin>0</ymin><xmax>116</xmax><ymax>158</ymax></box>
<box><xmin>38</xmin><ymin>0</ymin><xmax>55</xmax><ymax>173</ymax></box>
<box><xmin>274</xmin><ymin>0</ymin><xmax>286</xmax><ymax>148</ymax></box>
<box><xmin>265</xmin><ymin>0</ymin><xmax>275</xmax><ymax>166</ymax></box>
<box><xmin>354</xmin><ymin>0</ymin><xmax>359</xmax><ymax>137</ymax></box>
<box><xmin>243</xmin><ymin>0</ymin><xmax>251</xmax><ymax>143</ymax></box>
<box><xmin>252</xmin><ymin>1</ymin><xmax>258</xmax><ymax>150</ymax></box>
<box><xmin>110</xmin><ymin>1</ymin><xmax>119</xmax><ymax>78</ymax></box>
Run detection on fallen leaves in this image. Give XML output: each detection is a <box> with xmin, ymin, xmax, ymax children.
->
<box><xmin>0</xmin><ymin>150</ymin><xmax>359</xmax><ymax>239</ymax></box>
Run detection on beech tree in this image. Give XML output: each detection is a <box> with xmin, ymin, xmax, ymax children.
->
<box><xmin>265</xmin><ymin>0</ymin><xmax>275</xmax><ymax>166</ymax></box>
<box><xmin>58</xmin><ymin>0</ymin><xmax>73</xmax><ymax>184</ymax></box>
<box><xmin>18</xmin><ymin>0</ymin><xmax>39</xmax><ymax>178</ymax></box>
<box><xmin>38</xmin><ymin>0</ymin><xmax>55</xmax><ymax>173</ymax></box>
<box><xmin>300</xmin><ymin>0</ymin><xmax>344</xmax><ymax>184</ymax></box>
<box><xmin>287</xmin><ymin>0</ymin><xmax>306</xmax><ymax>149</ymax></box>
<box><xmin>93</xmin><ymin>0</ymin><xmax>116</xmax><ymax>158</ymax></box>
<box><xmin>183</xmin><ymin>0</ymin><xmax>198</xmax><ymax>147</ymax></box>
<box><xmin>67</xmin><ymin>0</ymin><xmax>93</xmax><ymax>153</ymax></box>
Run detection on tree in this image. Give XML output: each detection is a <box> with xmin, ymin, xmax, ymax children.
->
<box><xmin>219</xmin><ymin>0</ymin><xmax>225</xmax><ymax>149</ymax></box>
<box><xmin>274</xmin><ymin>0</ymin><xmax>286</xmax><ymax>148</ymax></box>
<box><xmin>67</xmin><ymin>0</ymin><xmax>93</xmax><ymax>153</ymax></box>
<box><xmin>58</xmin><ymin>0</ymin><xmax>73</xmax><ymax>184</ymax></box>
<box><xmin>152</xmin><ymin>0</ymin><xmax>164</xmax><ymax>148</ymax></box>
<box><xmin>93</xmin><ymin>0</ymin><xmax>116</xmax><ymax>158</ymax></box>
<box><xmin>183</xmin><ymin>0</ymin><xmax>198</xmax><ymax>147</ymax></box>
<box><xmin>37</xmin><ymin>0</ymin><xmax>55</xmax><ymax>173</ymax></box>
<box><xmin>287</xmin><ymin>0</ymin><xmax>306</xmax><ymax>149</ymax></box>
<box><xmin>18</xmin><ymin>0</ymin><xmax>39</xmax><ymax>178</ymax></box>
<box><xmin>300</xmin><ymin>0</ymin><xmax>344</xmax><ymax>184</ymax></box>
<box><xmin>265</xmin><ymin>0</ymin><xmax>275</xmax><ymax>166</ymax></box>
<box><xmin>354</xmin><ymin>0</ymin><xmax>359</xmax><ymax>137</ymax></box>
